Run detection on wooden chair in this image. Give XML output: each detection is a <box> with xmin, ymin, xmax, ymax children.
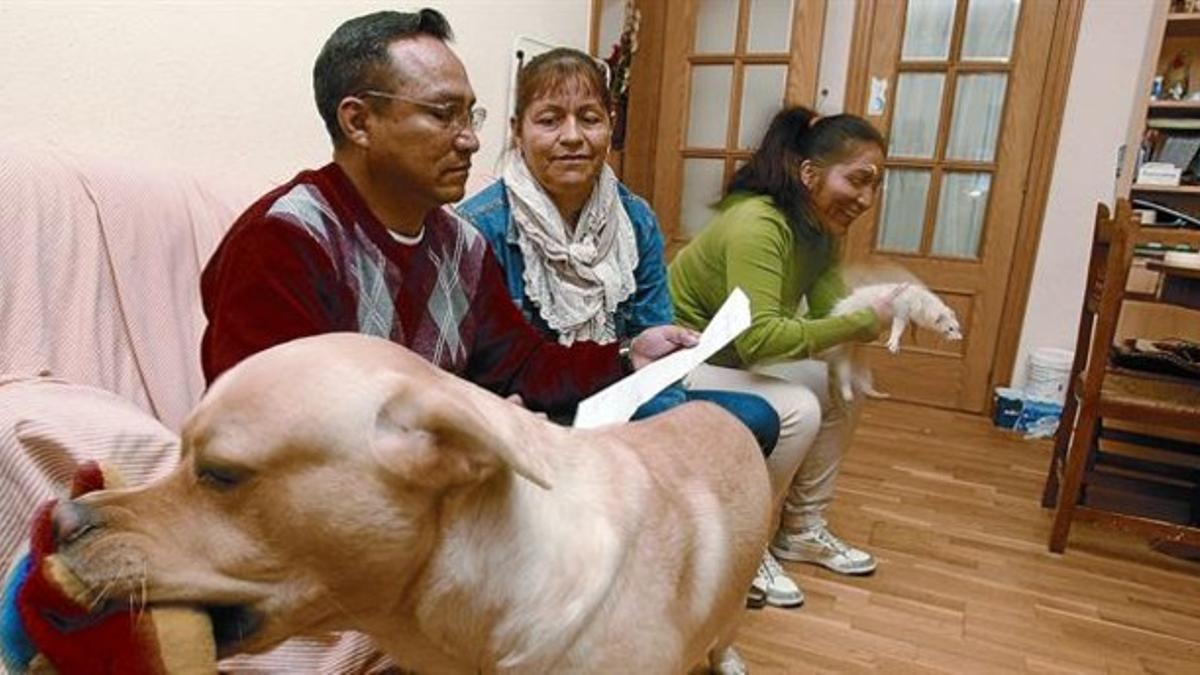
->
<box><xmin>1042</xmin><ymin>199</ymin><xmax>1200</xmax><ymax>553</ymax></box>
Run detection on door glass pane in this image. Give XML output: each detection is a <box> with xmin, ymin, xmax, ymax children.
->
<box><xmin>747</xmin><ymin>0</ymin><xmax>794</xmax><ymax>53</ymax></box>
<box><xmin>687</xmin><ymin>65</ymin><xmax>733</xmax><ymax>148</ymax></box>
<box><xmin>901</xmin><ymin>0</ymin><xmax>956</xmax><ymax>61</ymax></box>
<box><xmin>694</xmin><ymin>0</ymin><xmax>738</xmax><ymax>54</ymax></box>
<box><xmin>932</xmin><ymin>172</ymin><xmax>991</xmax><ymax>258</ymax></box>
<box><xmin>681</xmin><ymin>159</ymin><xmax>727</xmax><ymax>237</ymax></box>
<box><xmin>877</xmin><ymin>169</ymin><xmax>931</xmax><ymax>253</ymax></box>
<box><xmin>889</xmin><ymin>73</ymin><xmax>945</xmax><ymax>159</ymax></box>
<box><xmin>962</xmin><ymin>0</ymin><xmax>1020</xmax><ymax>62</ymax></box>
<box><xmin>946</xmin><ymin>73</ymin><xmax>1008</xmax><ymax>162</ymax></box>
<box><xmin>738</xmin><ymin>65</ymin><xmax>788</xmax><ymax>149</ymax></box>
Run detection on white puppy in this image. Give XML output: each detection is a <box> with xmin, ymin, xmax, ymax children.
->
<box><xmin>51</xmin><ymin>333</ymin><xmax>770</xmax><ymax>674</ymax></box>
<box><xmin>828</xmin><ymin>283</ymin><xmax>963</xmax><ymax>401</ymax></box>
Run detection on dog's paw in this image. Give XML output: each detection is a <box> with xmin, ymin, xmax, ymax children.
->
<box><xmin>886</xmin><ymin>340</ymin><xmax>901</xmax><ymax>354</ymax></box>
<box><xmin>840</xmin><ymin>383</ymin><xmax>855</xmax><ymax>403</ymax></box>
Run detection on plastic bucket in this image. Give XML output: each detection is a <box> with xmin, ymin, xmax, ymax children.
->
<box><xmin>1025</xmin><ymin>347</ymin><xmax>1073</xmax><ymax>404</ymax></box>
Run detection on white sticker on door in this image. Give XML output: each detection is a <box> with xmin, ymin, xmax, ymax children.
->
<box><xmin>868</xmin><ymin>77</ymin><xmax>888</xmax><ymax>116</ymax></box>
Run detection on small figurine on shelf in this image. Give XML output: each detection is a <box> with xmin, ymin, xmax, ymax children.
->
<box><xmin>1166</xmin><ymin>50</ymin><xmax>1191</xmax><ymax>101</ymax></box>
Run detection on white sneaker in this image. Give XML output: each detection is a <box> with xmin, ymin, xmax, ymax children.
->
<box><xmin>770</xmin><ymin>525</ymin><xmax>877</xmax><ymax>575</ymax></box>
<box><xmin>750</xmin><ymin>551</ymin><xmax>804</xmax><ymax>608</ymax></box>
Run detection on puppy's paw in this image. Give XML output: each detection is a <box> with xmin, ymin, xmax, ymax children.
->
<box><xmin>886</xmin><ymin>340</ymin><xmax>901</xmax><ymax>354</ymax></box>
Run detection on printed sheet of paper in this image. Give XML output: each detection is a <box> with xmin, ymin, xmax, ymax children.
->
<box><xmin>573</xmin><ymin>288</ymin><xmax>751</xmax><ymax>429</ymax></box>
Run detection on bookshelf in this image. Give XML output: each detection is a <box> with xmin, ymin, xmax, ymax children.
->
<box><xmin>1165</xmin><ymin>12</ymin><xmax>1200</xmax><ymax>37</ymax></box>
<box><xmin>1148</xmin><ymin>99</ymin><xmax>1200</xmax><ymax>110</ymax></box>
<box><xmin>1130</xmin><ymin>183</ymin><xmax>1200</xmax><ymax>194</ymax></box>
<box><xmin>1129</xmin><ymin>6</ymin><xmax>1200</xmax><ymax>252</ymax></box>
<box><xmin>1139</xmin><ymin>226</ymin><xmax>1200</xmax><ymax>247</ymax></box>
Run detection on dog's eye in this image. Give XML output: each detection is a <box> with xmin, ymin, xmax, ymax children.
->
<box><xmin>197</xmin><ymin>465</ymin><xmax>246</xmax><ymax>491</ymax></box>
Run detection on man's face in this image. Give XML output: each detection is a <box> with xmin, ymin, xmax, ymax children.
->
<box><xmin>363</xmin><ymin>36</ymin><xmax>480</xmax><ymax>209</ymax></box>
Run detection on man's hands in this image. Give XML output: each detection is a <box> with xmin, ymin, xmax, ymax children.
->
<box><xmin>629</xmin><ymin>325</ymin><xmax>701</xmax><ymax>370</ymax></box>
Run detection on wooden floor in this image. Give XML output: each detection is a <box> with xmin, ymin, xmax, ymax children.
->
<box><xmin>735</xmin><ymin>400</ymin><xmax>1200</xmax><ymax>674</ymax></box>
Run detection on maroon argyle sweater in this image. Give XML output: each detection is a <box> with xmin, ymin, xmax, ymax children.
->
<box><xmin>200</xmin><ymin>163</ymin><xmax>621</xmax><ymax>414</ymax></box>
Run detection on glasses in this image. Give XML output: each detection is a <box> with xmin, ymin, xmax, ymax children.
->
<box><xmin>359</xmin><ymin>90</ymin><xmax>487</xmax><ymax>133</ymax></box>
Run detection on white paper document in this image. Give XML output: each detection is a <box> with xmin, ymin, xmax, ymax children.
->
<box><xmin>572</xmin><ymin>288</ymin><xmax>751</xmax><ymax>429</ymax></box>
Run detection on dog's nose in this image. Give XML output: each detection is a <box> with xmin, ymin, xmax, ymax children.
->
<box><xmin>52</xmin><ymin>500</ymin><xmax>99</xmax><ymax>546</ymax></box>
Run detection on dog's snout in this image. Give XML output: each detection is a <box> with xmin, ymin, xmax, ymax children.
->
<box><xmin>53</xmin><ymin>500</ymin><xmax>100</xmax><ymax>545</ymax></box>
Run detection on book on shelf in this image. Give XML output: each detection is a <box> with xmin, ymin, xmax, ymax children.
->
<box><xmin>1135</xmin><ymin>126</ymin><xmax>1200</xmax><ymax>185</ymax></box>
<box><xmin>1132</xmin><ymin>197</ymin><xmax>1200</xmax><ymax>227</ymax></box>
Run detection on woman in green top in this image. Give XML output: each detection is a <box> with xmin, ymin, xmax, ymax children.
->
<box><xmin>669</xmin><ymin>106</ymin><xmax>896</xmax><ymax>601</ymax></box>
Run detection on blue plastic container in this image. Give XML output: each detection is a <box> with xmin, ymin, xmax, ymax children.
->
<box><xmin>1014</xmin><ymin>397</ymin><xmax>1063</xmax><ymax>435</ymax></box>
<box><xmin>992</xmin><ymin>387</ymin><xmax>1024</xmax><ymax>429</ymax></box>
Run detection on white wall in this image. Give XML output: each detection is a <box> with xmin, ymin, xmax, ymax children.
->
<box><xmin>1010</xmin><ymin>0</ymin><xmax>1157</xmax><ymax>388</ymax></box>
<box><xmin>0</xmin><ymin>1</ymin><xmax>589</xmax><ymax>198</ymax></box>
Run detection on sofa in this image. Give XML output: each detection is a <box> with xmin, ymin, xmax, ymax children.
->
<box><xmin>0</xmin><ymin>142</ymin><xmax>388</xmax><ymax>673</ymax></box>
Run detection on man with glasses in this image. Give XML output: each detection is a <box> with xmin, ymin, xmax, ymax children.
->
<box><xmin>201</xmin><ymin>8</ymin><xmax>696</xmax><ymax>414</ymax></box>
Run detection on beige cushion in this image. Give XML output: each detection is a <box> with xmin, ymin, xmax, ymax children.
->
<box><xmin>0</xmin><ymin>376</ymin><xmax>179</xmax><ymax>579</ymax></box>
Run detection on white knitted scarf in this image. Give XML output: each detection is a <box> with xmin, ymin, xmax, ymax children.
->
<box><xmin>504</xmin><ymin>156</ymin><xmax>639</xmax><ymax>345</ymax></box>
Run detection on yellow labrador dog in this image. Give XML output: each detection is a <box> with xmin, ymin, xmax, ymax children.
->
<box><xmin>52</xmin><ymin>333</ymin><xmax>770</xmax><ymax>673</ymax></box>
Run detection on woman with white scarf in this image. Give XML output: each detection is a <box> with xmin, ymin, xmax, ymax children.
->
<box><xmin>459</xmin><ymin>48</ymin><xmax>804</xmax><ymax>613</ymax></box>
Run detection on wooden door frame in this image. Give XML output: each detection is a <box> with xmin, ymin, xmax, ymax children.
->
<box><xmin>595</xmin><ymin>0</ymin><xmax>1086</xmax><ymax>408</ymax></box>
<box><xmin>591</xmin><ymin>0</ymin><xmax>672</xmax><ymax>198</ymax></box>
<box><xmin>649</xmin><ymin>0</ymin><xmax>827</xmax><ymax>248</ymax></box>
<box><xmin>845</xmin><ymin>0</ymin><xmax>1086</xmax><ymax>410</ymax></box>
<box><xmin>592</xmin><ymin>0</ymin><xmax>827</xmax><ymax>246</ymax></box>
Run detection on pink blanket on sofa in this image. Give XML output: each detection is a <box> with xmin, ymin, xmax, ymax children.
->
<box><xmin>0</xmin><ymin>144</ymin><xmax>390</xmax><ymax>672</ymax></box>
<box><xmin>0</xmin><ymin>141</ymin><xmax>243</xmax><ymax>431</ymax></box>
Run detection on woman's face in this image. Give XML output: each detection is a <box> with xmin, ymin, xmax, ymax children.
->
<box><xmin>801</xmin><ymin>141</ymin><xmax>885</xmax><ymax>237</ymax></box>
<box><xmin>514</xmin><ymin>78</ymin><xmax>612</xmax><ymax>211</ymax></box>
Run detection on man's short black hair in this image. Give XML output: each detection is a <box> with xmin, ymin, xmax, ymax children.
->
<box><xmin>313</xmin><ymin>8</ymin><xmax>453</xmax><ymax>144</ymax></box>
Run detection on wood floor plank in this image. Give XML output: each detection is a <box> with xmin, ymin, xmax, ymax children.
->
<box><xmin>733</xmin><ymin>400</ymin><xmax>1200</xmax><ymax>673</ymax></box>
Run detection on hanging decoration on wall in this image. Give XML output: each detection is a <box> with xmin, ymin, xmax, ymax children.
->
<box><xmin>605</xmin><ymin>0</ymin><xmax>641</xmax><ymax>151</ymax></box>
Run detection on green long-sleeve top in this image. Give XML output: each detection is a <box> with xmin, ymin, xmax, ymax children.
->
<box><xmin>668</xmin><ymin>193</ymin><xmax>878</xmax><ymax>368</ymax></box>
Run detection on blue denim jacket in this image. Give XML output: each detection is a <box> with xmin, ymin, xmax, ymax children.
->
<box><xmin>458</xmin><ymin>179</ymin><xmax>686</xmax><ymax>411</ymax></box>
<box><xmin>458</xmin><ymin>179</ymin><xmax>780</xmax><ymax>453</ymax></box>
<box><xmin>458</xmin><ymin>179</ymin><xmax>673</xmax><ymax>341</ymax></box>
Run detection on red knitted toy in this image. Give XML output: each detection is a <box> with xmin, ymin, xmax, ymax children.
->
<box><xmin>7</xmin><ymin>462</ymin><xmax>215</xmax><ymax>674</ymax></box>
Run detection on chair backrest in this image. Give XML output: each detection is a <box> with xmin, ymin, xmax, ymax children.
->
<box><xmin>1078</xmin><ymin>199</ymin><xmax>1141</xmax><ymax>398</ymax></box>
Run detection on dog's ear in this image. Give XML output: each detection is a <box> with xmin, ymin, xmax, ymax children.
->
<box><xmin>371</xmin><ymin>376</ymin><xmax>554</xmax><ymax>490</ymax></box>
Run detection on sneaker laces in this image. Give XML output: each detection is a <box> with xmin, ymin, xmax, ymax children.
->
<box><xmin>760</xmin><ymin>552</ymin><xmax>785</xmax><ymax>580</ymax></box>
<box><xmin>809</xmin><ymin>526</ymin><xmax>852</xmax><ymax>556</ymax></box>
